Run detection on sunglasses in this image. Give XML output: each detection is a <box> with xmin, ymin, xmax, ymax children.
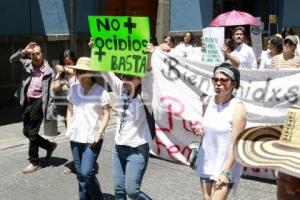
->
<box><xmin>211</xmin><ymin>77</ymin><xmax>230</xmax><ymax>84</ymax></box>
<box><xmin>284</xmin><ymin>40</ymin><xmax>295</xmax><ymax>46</ymax></box>
<box><xmin>75</xmin><ymin>69</ymin><xmax>87</xmax><ymax>74</ymax></box>
<box><xmin>121</xmin><ymin>75</ymin><xmax>135</xmax><ymax>81</ymax></box>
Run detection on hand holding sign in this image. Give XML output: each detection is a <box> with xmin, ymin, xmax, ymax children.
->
<box><xmin>201</xmin><ymin>27</ymin><xmax>225</xmax><ymax>65</ymax></box>
<box><xmin>89</xmin><ymin>16</ymin><xmax>150</xmax><ymax>77</ymax></box>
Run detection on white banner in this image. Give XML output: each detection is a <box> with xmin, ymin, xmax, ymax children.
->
<box><xmin>149</xmin><ymin>49</ymin><xmax>300</xmax><ymax>179</ymax></box>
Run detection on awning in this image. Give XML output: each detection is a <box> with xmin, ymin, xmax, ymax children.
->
<box><xmin>31</xmin><ymin>0</ymin><xmax>69</xmax><ymax>35</ymax></box>
<box><xmin>0</xmin><ymin>0</ymin><xmax>69</xmax><ymax>35</ymax></box>
<box><xmin>170</xmin><ymin>0</ymin><xmax>213</xmax><ymax>32</ymax></box>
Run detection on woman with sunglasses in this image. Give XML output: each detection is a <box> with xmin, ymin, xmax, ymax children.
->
<box><xmin>191</xmin><ymin>63</ymin><xmax>246</xmax><ymax>200</ymax></box>
<box><xmin>65</xmin><ymin>57</ymin><xmax>111</xmax><ymax>200</ymax></box>
<box><xmin>100</xmin><ymin>56</ymin><xmax>153</xmax><ymax>199</ymax></box>
<box><xmin>271</xmin><ymin>35</ymin><xmax>300</xmax><ymax>69</ymax></box>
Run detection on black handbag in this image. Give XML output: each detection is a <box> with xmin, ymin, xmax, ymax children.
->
<box><xmin>140</xmin><ymin>96</ymin><xmax>156</xmax><ymax>139</ymax></box>
<box><xmin>188</xmin><ymin>95</ymin><xmax>211</xmax><ymax>169</ymax></box>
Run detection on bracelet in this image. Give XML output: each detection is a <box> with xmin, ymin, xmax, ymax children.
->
<box><xmin>63</xmin><ymin>66</ymin><xmax>66</xmax><ymax>74</ymax></box>
<box><xmin>221</xmin><ymin>170</ymin><xmax>230</xmax><ymax>181</ymax></box>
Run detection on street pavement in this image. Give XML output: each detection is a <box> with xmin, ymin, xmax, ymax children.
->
<box><xmin>0</xmin><ymin>92</ymin><xmax>277</xmax><ymax>200</ymax></box>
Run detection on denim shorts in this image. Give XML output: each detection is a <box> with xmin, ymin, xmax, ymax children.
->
<box><xmin>200</xmin><ymin>177</ymin><xmax>234</xmax><ymax>189</ymax></box>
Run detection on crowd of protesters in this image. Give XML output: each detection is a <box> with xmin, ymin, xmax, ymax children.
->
<box><xmin>9</xmin><ymin>24</ymin><xmax>300</xmax><ymax>200</ymax></box>
<box><xmin>162</xmin><ymin>26</ymin><xmax>300</xmax><ymax>69</ymax></box>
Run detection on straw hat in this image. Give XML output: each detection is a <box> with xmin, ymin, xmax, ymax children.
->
<box><xmin>234</xmin><ymin>106</ymin><xmax>300</xmax><ymax>178</ymax></box>
<box><xmin>67</xmin><ymin>57</ymin><xmax>98</xmax><ymax>71</ymax></box>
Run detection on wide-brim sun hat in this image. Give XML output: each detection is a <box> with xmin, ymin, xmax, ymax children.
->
<box><xmin>66</xmin><ymin>57</ymin><xmax>99</xmax><ymax>71</ymax></box>
<box><xmin>234</xmin><ymin>105</ymin><xmax>300</xmax><ymax>178</ymax></box>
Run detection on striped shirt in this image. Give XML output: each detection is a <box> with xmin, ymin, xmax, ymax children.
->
<box><xmin>271</xmin><ymin>53</ymin><xmax>300</xmax><ymax>69</ymax></box>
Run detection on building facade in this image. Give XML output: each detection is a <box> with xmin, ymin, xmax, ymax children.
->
<box><xmin>1</xmin><ymin>0</ymin><xmax>300</xmax><ymax>123</ymax></box>
<box><xmin>0</xmin><ymin>0</ymin><xmax>159</xmax><ymax>124</ymax></box>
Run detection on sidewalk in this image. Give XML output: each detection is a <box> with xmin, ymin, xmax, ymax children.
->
<box><xmin>0</xmin><ymin>92</ymin><xmax>119</xmax><ymax>151</ymax></box>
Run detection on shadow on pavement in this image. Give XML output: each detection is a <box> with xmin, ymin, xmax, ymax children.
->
<box><xmin>40</xmin><ymin>157</ymin><xmax>68</xmax><ymax>168</ymax></box>
<box><xmin>103</xmin><ymin>193</ymin><xmax>114</xmax><ymax>200</ymax></box>
<box><xmin>63</xmin><ymin>161</ymin><xmax>100</xmax><ymax>174</ymax></box>
<box><xmin>241</xmin><ymin>175</ymin><xmax>276</xmax><ymax>184</ymax></box>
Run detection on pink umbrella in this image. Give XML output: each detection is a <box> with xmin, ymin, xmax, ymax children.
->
<box><xmin>210</xmin><ymin>10</ymin><xmax>259</xmax><ymax>27</ymax></box>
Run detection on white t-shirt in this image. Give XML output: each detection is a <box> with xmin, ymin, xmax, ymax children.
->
<box><xmin>259</xmin><ymin>50</ymin><xmax>272</xmax><ymax>69</ymax></box>
<box><xmin>295</xmin><ymin>45</ymin><xmax>300</xmax><ymax>57</ymax></box>
<box><xmin>101</xmin><ymin>71</ymin><xmax>153</xmax><ymax>147</ymax></box>
<box><xmin>233</xmin><ymin>43</ymin><xmax>257</xmax><ymax>69</ymax></box>
<box><xmin>175</xmin><ymin>43</ymin><xmax>196</xmax><ymax>57</ymax></box>
<box><xmin>66</xmin><ymin>83</ymin><xmax>110</xmax><ymax>143</ymax></box>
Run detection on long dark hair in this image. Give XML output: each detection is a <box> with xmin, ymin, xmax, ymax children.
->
<box><xmin>59</xmin><ymin>49</ymin><xmax>77</xmax><ymax>66</ymax></box>
<box><xmin>224</xmin><ymin>38</ymin><xmax>235</xmax><ymax>52</ymax></box>
<box><xmin>269</xmin><ymin>35</ymin><xmax>283</xmax><ymax>53</ymax></box>
<box><xmin>59</xmin><ymin>49</ymin><xmax>77</xmax><ymax>79</ymax></box>
<box><xmin>281</xmin><ymin>27</ymin><xmax>295</xmax><ymax>39</ymax></box>
<box><xmin>163</xmin><ymin>34</ymin><xmax>176</xmax><ymax>48</ymax></box>
<box><xmin>134</xmin><ymin>84</ymin><xmax>142</xmax><ymax>98</ymax></box>
<box><xmin>182</xmin><ymin>31</ymin><xmax>196</xmax><ymax>47</ymax></box>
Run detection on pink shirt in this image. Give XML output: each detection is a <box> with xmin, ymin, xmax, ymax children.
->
<box><xmin>26</xmin><ymin>65</ymin><xmax>45</xmax><ymax>99</ymax></box>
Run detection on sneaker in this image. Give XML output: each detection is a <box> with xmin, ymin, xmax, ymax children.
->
<box><xmin>45</xmin><ymin>142</ymin><xmax>57</xmax><ymax>160</ymax></box>
<box><xmin>22</xmin><ymin>163</ymin><xmax>41</xmax><ymax>174</ymax></box>
<box><xmin>63</xmin><ymin>167</ymin><xmax>73</xmax><ymax>174</ymax></box>
<box><xmin>64</xmin><ymin>161</ymin><xmax>76</xmax><ymax>174</ymax></box>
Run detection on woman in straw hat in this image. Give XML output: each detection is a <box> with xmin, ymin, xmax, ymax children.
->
<box><xmin>235</xmin><ymin>106</ymin><xmax>300</xmax><ymax>200</ymax></box>
<box><xmin>191</xmin><ymin>62</ymin><xmax>247</xmax><ymax>200</ymax></box>
<box><xmin>65</xmin><ymin>57</ymin><xmax>111</xmax><ymax>200</ymax></box>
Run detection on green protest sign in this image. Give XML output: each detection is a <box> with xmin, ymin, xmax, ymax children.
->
<box><xmin>88</xmin><ymin>16</ymin><xmax>150</xmax><ymax>77</ymax></box>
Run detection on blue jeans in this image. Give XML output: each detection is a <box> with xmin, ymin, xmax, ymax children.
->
<box><xmin>112</xmin><ymin>143</ymin><xmax>152</xmax><ymax>200</ymax></box>
<box><xmin>71</xmin><ymin>141</ymin><xmax>104</xmax><ymax>200</ymax></box>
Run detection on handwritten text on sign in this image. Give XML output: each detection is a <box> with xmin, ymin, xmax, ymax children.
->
<box><xmin>88</xmin><ymin>16</ymin><xmax>150</xmax><ymax>77</ymax></box>
<box><xmin>201</xmin><ymin>27</ymin><xmax>224</xmax><ymax>65</ymax></box>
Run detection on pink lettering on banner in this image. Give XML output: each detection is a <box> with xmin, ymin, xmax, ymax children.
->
<box><xmin>152</xmin><ymin>95</ymin><xmax>202</xmax><ymax>164</ymax></box>
<box><xmin>154</xmin><ymin>136</ymin><xmax>191</xmax><ymax>163</ymax></box>
<box><xmin>157</xmin><ymin>96</ymin><xmax>185</xmax><ymax>133</ymax></box>
<box><xmin>243</xmin><ymin>167</ymin><xmax>275</xmax><ymax>180</ymax></box>
<box><xmin>157</xmin><ymin>96</ymin><xmax>201</xmax><ymax>134</ymax></box>
<box><xmin>251</xmin><ymin>168</ymin><xmax>261</xmax><ymax>173</ymax></box>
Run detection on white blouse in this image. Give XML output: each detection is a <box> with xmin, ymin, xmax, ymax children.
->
<box><xmin>233</xmin><ymin>43</ymin><xmax>257</xmax><ymax>69</ymax></box>
<box><xmin>175</xmin><ymin>43</ymin><xmax>196</xmax><ymax>57</ymax></box>
<box><xmin>259</xmin><ymin>50</ymin><xmax>272</xmax><ymax>69</ymax></box>
<box><xmin>101</xmin><ymin>71</ymin><xmax>153</xmax><ymax>147</ymax></box>
<box><xmin>66</xmin><ymin>83</ymin><xmax>110</xmax><ymax>143</ymax></box>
